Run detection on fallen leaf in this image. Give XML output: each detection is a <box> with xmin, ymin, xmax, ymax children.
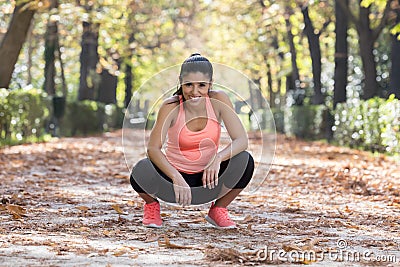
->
<box><xmin>344</xmin><ymin>205</ymin><xmax>352</xmax><ymax>213</ymax></box>
<box><xmin>103</xmin><ymin>230</ymin><xmax>112</xmax><ymax>237</ymax></box>
<box><xmin>282</xmin><ymin>243</ymin><xmax>302</xmax><ymax>252</ymax></box>
<box><xmin>144</xmin><ymin>233</ymin><xmax>159</xmax><ymax>243</ymax></box>
<box><xmin>204</xmin><ymin>247</ymin><xmax>250</xmax><ymax>262</ymax></box>
<box><xmin>6</xmin><ymin>204</ymin><xmax>26</xmax><ymax>214</ymax></box>
<box><xmin>124</xmin><ymin>246</ymin><xmax>137</xmax><ymax>251</ymax></box>
<box><xmin>98</xmin><ymin>249</ymin><xmax>109</xmax><ymax>255</ymax></box>
<box><xmin>188</xmin><ymin>218</ymin><xmax>205</xmax><ymax>223</ymax></box>
<box><xmin>296</xmin><ymin>259</ymin><xmax>317</xmax><ymax>264</ymax></box>
<box><xmin>6</xmin><ymin>204</ymin><xmax>26</xmax><ymax>219</ymax></box>
<box><xmin>113</xmin><ymin>249</ymin><xmax>126</xmax><ymax>256</ymax></box>
<box><xmin>76</xmin><ymin>206</ymin><xmax>90</xmax><ymax>212</ymax></box>
<box><xmin>241</xmin><ymin>215</ymin><xmax>253</xmax><ymax>223</ymax></box>
<box><xmin>113</xmin><ymin>173</ymin><xmax>127</xmax><ymax>179</ymax></box>
<box><xmin>126</xmin><ymin>200</ymin><xmax>136</xmax><ymax>206</ymax></box>
<box><xmin>157</xmin><ymin>235</ymin><xmax>194</xmax><ymax>249</ymax></box>
<box><xmin>111</xmin><ymin>204</ymin><xmax>126</xmax><ymax>214</ymax></box>
<box><xmin>282</xmin><ymin>206</ymin><xmax>301</xmax><ymax>213</ymax></box>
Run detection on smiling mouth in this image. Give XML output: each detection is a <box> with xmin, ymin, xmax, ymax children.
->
<box><xmin>188</xmin><ymin>96</ymin><xmax>202</xmax><ymax>100</ymax></box>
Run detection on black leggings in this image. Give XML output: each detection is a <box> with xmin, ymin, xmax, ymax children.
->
<box><xmin>130</xmin><ymin>151</ymin><xmax>254</xmax><ymax>205</ymax></box>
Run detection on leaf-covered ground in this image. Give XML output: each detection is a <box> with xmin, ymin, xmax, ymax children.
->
<box><xmin>1</xmin><ymin>130</ymin><xmax>400</xmax><ymax>266</ymax></box>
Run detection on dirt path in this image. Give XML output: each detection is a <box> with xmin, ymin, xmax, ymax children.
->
<box><xmin>1</xmin><ymin>130</ymin><xmax>399</xmax><ymax>266</ymax></box>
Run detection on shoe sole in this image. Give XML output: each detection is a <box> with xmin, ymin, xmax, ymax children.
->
<box><xmin>143</xmin><ymin>223</ymin><xmax>162</xmax><ymax>228</ymax></box>
<box><xmin>205</xmin><ymin>215</ymin><xmax>236</xmax><ymax>229</ymax></box>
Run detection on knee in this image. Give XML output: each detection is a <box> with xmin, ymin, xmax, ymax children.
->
<box><xmin>221</xmin><ymin>151</ymin><xmax>254</xmax><ymax>178</ymax></box>
<box><xmin>222</xmin><ymin>151</ymin><xmax>254</xmax><ymax>189</ymax></box>
<box><xmin>130</xmin><ymin>158</ymin><xmax>157</xmax><ymax>193</ymax></box>
<box><xmin>246</xmin><ymin>151</ymin><xmax>254</xmax><ymax>168</ymax></box>
<box><xmin>235</xmin><ymin>151</ymin><xmax>254</xmax><ymax>177</ymax></box>
<box><xmin>131</xmin><ymin>158</ymin><xmax>152</xmax><ymax>177</ymax></box>
<box><xmin>233</xmin><ymin>151</ymin><xmax>253</xmax><ymax>165</ymax></box>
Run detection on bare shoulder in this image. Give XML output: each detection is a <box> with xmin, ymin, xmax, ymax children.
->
<box><xmin>157</xmin><ymin>95</ymin><xmax>179</xmax><ymax>123</ymax></box>
<box><xmin>209</xmin><ymin>90</ymin><xmax>233</xmax><ymax>107</ymax></box>
<box><xmin>158</xmin><ymin>95</ymin><xmax>179</xmax><ymax>112</ymax></box>
<box><xmin>209</xmin><ymin>90</ymin><xmax>231</xmax><ymax>103</ymax></box>
<box><xmin>162</xmin><ymin>95</ymin><xmax>180</xmax><ymax>106</ymax></box>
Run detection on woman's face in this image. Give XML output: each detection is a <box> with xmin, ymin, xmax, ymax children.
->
<box><xmin>181</xmin><ymin>71</ymin><xmax>212</xmax><ymax>104</ymax></box>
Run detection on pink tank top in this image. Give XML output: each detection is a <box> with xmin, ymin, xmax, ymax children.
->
<box><xmin>165</xmin><ymin>95</ymin><xmax>221</xmax><ymax>174</ymax></box>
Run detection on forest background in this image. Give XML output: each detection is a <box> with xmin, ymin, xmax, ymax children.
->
<box><xmin>0</xmin><ymin>0</ymin><xmax>399</xmax><ymax>157</ymax></box>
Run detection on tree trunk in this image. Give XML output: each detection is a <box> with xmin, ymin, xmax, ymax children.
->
<box><xmin>124</xmin><ymin>33</ymin><xmax>135</xmax><ymax>108</ymax></box>
<box><xmin>301</xmin><ymin>5</ymin><xmax>323</xmax><ymax>104</ymax></box>
<box><xmin>78</xmin><ymin>21</ymin><xmax>100</xmax><ymax>101</ymax></box>
<box><xmin>389</xmin><ymin>1</ymin><xmax>400</xmax><ymax>99</ymax></box>
<box><xmin>334</xmin><ymin>0</ymin><xmax>349</xmax><ymax>107</ymax></box>
<box><xmin>277</xmin><ymin>78</ymin><xmax>283</xmax><ymax>108</ymax></box>
<box><xmin>285</xmin><ymin>16</ymin><xmax>300</xmax><ymax>91</ymax></box>
<box><xmin>266</xmin><ymin>62</ymin><xmax>274</xmax><ymax>108</ymax></box>
<box><xmin>98</xmin><ymin>49</ymin><xmax>120</xmax><ymax>104</ymax></box>
<box><xmin>0</xmin><ymin>4</ymin><xmax>35</xmax><ymax>88</ymax></box>
<box><xmin>358</xmin><ymin>5</ymin><xmax>379</xmax><ymax>99</ymax></box>
<box><xmin>336</xmin><ymin>0</ymin><xmax>393</xmax><ymax>99</ymax></box>
<box><xmin>27</xmin><ymin>22</ymin><xmax>34</xmax><ymax>85</ymax></box>
<box><xmin>254</xmin><ymin>78</ymin><xmax>265</xmax><ymax>109</ymax></box>
<box><xmin>124</xmin><ymin>63</ymin><xmax>133</xmax><ymax>108</ymax></box>
<box><xmin>98</xmin><ymin>70</ymin><xmax>117</xmax><ymax>104</ymax></box>
<box><xmin>358</xmin><ymin>36</ymin><xmax>378</xmax><ymax>100</ymax></box>
<box><xmin>44</xmin><ymin>20</ymin><xmax>58</xmax><ymax>96</ymax></box>
<box><xmin>248</xmin><ymin>79</ymin><xmax>255</xmax><ymax>110</ymax></box>
<box><xmin>44</xmin><ymin>0</ymin><xmax>61</xmax><ymax>96</ymax></box>
<box><xmin>57</xmin><ymin>35</ymin><xmax>67</xmax><ymax>97</ymax></box>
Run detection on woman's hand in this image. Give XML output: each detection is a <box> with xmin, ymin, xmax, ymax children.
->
<box><xmin>173</xmin><ymin>176</ymin><xmax>192</xmax><ymax>206</ymax></box>
<box><xmin>202</xmin><ymin>155</ymin><xmax>222</xmax><ymax>189</ymax></box>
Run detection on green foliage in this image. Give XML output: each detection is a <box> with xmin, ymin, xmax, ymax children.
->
<box><xmin>61</xmin><ymin>100</ymin><xmax>103</xmax><ymax>136</ymax></box>
<box><xmin>0</xmin><ymin>87</ymin><xmax>123</xmax><ymax>146</ymax></box>
<box><xmin>390</xmin><ymin>23</ymin><xmax>400</xmax><ymax>37</ymax></box>
<box><xmin>333</xmin><ymin>96</ymin><xmax>400</xmax><ymax>155</ymax></box>
<box><xmin>0</xmin><ymin>88</ymin><xmax>50</xmax><ymax>145</ymax></box>
<box><xmin>379</xmin><ymin>95</ymin><xmax>400</xmax><ymax>154</ymax></box>
<box><xmin>0</xmin><ymin>89</ymin><xmax>10</xmax><ymax>140</ymax></box>
<box><xmin>284</xmin><ymin>105</ymin><xmax>327</xmax><ymax>140</ymax></box>
<box><xmin>333</xmin><ymin>99</ymin><xmax>364</xmax><ymax>148</ymax></box>
<box><xmin>360</xmin><ymin>0</ymin><xmax>387</xmax><ymax>9</ymax></box>
<box><xmin>60</xmin><ymin>100</ymin><xmax>123</xmax><ymax>136</ymax></box>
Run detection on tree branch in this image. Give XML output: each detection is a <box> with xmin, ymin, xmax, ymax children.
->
<box><xmin>372</xmin><ymin>0</ymin><xmax>395</xmax><ymax>40</ymax></box>
<box><xmin>319</xmin><ymin>19</ymin><xmax>332</xmax><ymax>36</ymax></box>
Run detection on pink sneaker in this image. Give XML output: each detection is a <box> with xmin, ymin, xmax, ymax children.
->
<box><xmin>143</xmin><ymin>201</ymin><xmax>162</xmax><ymax>228</ymax></box>
<box><xmin>205</xmin><ymin>202</ymin><xmax>236</xmax><ymax>229</ymax></box>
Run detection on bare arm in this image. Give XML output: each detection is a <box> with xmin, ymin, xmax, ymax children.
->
<box><xmin>146</xmin><ymin>99</ymin><xmax>181</xmax><ymax>181</ymax></box>
<box><xmin>203</xmin><ymin>91</ymin><xmax>248</xmax><ymax>189</ymax></box>
<box><xmin>213</xmin><ymin>91</ymin><xmax>248</xmax><ymax>161</ymax></box>
<box><xmin>146</xmin><ymin>98</ymin><xmax>191</xmax><ymax>205</ymax></box>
